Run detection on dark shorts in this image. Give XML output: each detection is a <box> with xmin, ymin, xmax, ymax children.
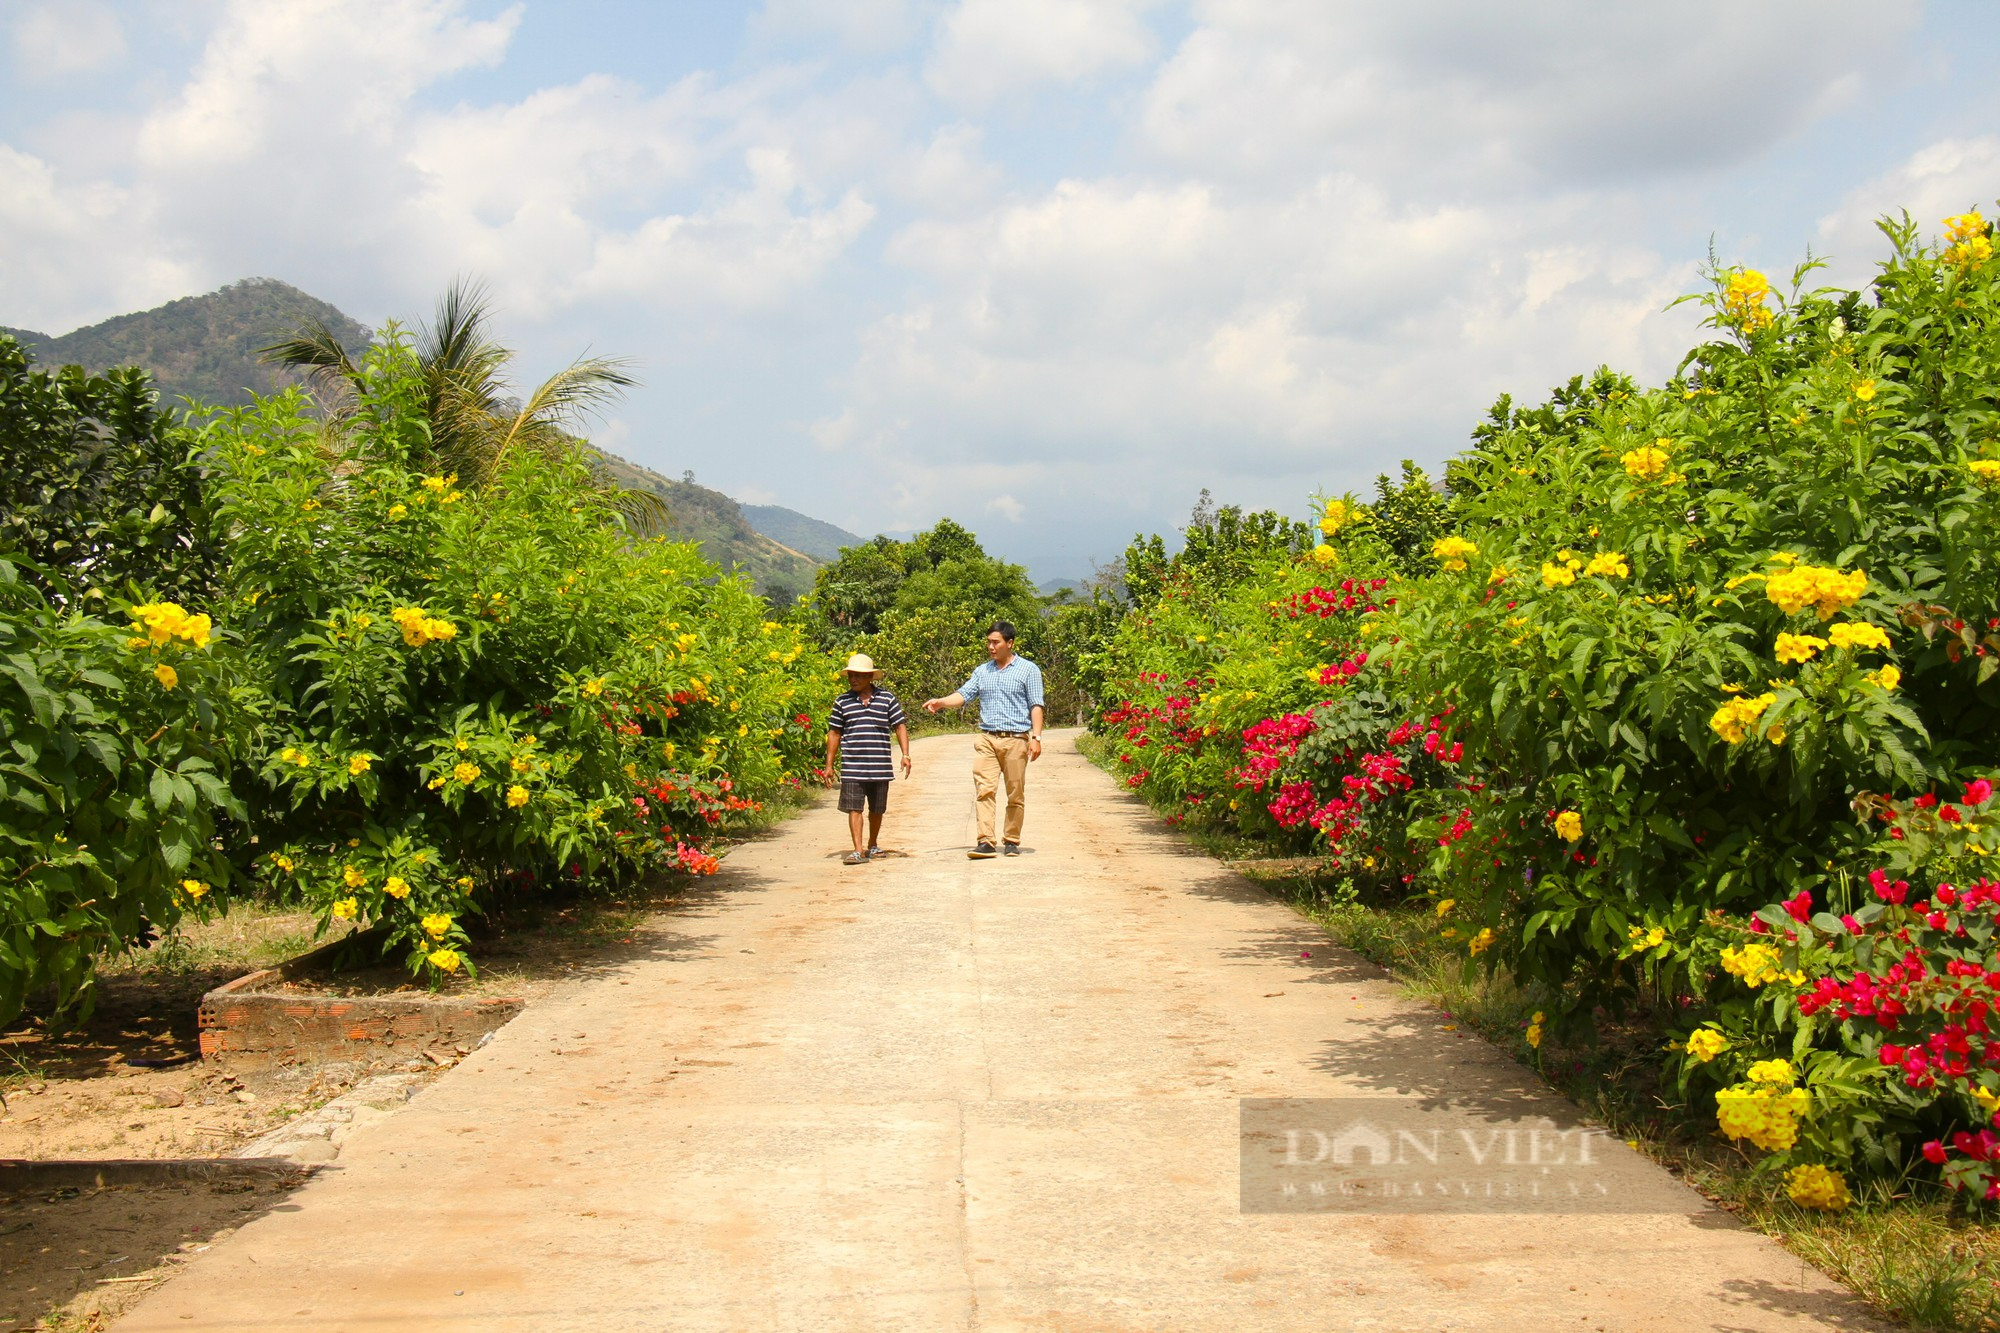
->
<box><xmin>838</xmin><ymin>778</ymin><xmax>890</xmax><ymax>814</ymax></box>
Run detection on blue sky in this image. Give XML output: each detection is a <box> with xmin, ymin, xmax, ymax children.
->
<box><xmin>5</xmin><ymin>1</ymin><xmax>1999</xmax><ymax>579</ymax></box>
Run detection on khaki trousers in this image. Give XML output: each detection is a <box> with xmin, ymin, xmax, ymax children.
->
<box><xmin>973</xmin><ymin>732</ymin><xmax>1029</xmax><ymax>845</ymax></box>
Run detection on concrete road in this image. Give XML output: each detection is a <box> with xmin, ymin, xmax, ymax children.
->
<box><xmin>116</xmin><ymin>729</ymin><xmax>1879</xmax><ymax>1331</ymax></box>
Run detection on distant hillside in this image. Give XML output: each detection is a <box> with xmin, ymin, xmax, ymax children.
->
<box><xmin>740</xmin><ymin>504</ymin><xmax>862</xmax><ymax>562</ymax></box>
<box><xmin>3</xmin><ymin>278</ymin><xmax>373</xmax><ymax>408</ymax></box>
<box><xmin>593</xmin><ymin>454</ymin><xmax>819</xmax><ymax>604</ymax></box>
<box><xmin>5</xmin><ymin>279</ymin><xmax>863</xmax><ymax>603</ymax></box>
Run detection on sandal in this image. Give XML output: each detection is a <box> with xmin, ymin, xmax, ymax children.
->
<box><xmin>843</xmin><ymin>851</ymin><xmax>867</xmax><ymax>865</ymax></box>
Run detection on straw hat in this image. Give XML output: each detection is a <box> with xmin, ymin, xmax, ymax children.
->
<box><xmin>841</xmin><ymin>653</ymin><xmax>885</xmax><ymax>677</ymax></box>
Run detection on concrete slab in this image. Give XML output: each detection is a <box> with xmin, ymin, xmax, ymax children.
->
<box><xmin>113</xmin><ymin>730</ymin><xmax>1882</xmax><ymax>1332</ymax></box>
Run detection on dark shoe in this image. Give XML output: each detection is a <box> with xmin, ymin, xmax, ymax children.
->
<box><xmin>1003</xmin><ymin>842</ymin><xmax>1021</xmax><ymax>856</ymax></box>
<box><xmin>843</xmin><ymin>851</ymin><xmax>867</xmax><ymax>865</ymax></box>
<box><xmin>968</xmin><ymin>842</ymin><xmax>998</xmax><ymax>859</ymax></box>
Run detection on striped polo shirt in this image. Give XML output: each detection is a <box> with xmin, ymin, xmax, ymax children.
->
<box><xmin>828</xmin><ymin>688</ymin><xmax>906</xmax><ymax>781</ymax></box>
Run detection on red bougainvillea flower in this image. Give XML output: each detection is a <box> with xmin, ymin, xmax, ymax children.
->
<box><xmin>1870</xmin><ymin>869</ymin><xmax>1910</xmax><ymax>905</ymax></box>
<box><xmin>1967</xmin><ymin>779</ymin><xmax>1993</xmax><ymax>807</ymax></box>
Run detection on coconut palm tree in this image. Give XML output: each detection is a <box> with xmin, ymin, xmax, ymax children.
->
<box><xmin>263</xmin><ymin>279</ymin><xmax>662</xmax><ymax>528</ymax></box>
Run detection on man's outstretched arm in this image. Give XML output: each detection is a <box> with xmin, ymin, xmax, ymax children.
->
<box><xmin>922</xmin><ymin>691</ymin><xmax>967</xmax><ymax>714</ymax></box>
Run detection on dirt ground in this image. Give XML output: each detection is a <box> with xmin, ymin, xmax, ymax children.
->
<box><xmin>0</xmin><ymin>1172</ymin><xmax>308</xmax><ymax>1333</ymax></box>
<box><xmin>0</xmin><ymin>910</ymin><xmax>387</xmax><ymax>1161</ymax></box>
<box><xmin>0</xmin><ymin>876</ymin><xmax>715</xmax><ymax>1331</ymax></box>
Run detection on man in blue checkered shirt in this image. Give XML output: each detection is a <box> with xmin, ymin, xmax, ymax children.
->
<box><xmin>923</xmin><ymin>619</ymin><xmax>1043</xmax><ymax>858</ymax></box>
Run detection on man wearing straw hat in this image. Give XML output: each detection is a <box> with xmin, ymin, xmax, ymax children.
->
<box><xmin>826</xmin><ymin>653</ymin><xmax>911</xmax><ymax>866</ymax></box>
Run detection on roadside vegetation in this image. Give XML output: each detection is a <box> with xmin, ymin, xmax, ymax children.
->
<box><xmin>1075</xmin><ymin>207</ymin><xmax>2000</xmax><ymax>1330</ymax></box>
<box><xmin>0</xmin><ymin>289</ymin><xmax>840</xmax><ymax>1027</ymax></box>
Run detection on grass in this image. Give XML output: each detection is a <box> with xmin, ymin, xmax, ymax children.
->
<box><xmin>1079</xmin><ymin>732</ymin><xmax>2000</xmax><ymax>1331</ymax></box>
<box><xmin>107</xmin><ymin>905</ymin><xmax>322</xmax><ymax>980</ymax></box>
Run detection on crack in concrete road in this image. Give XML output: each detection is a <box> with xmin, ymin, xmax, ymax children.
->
<box><xmin>114</xmin><ymin>730</ymin><xmax>1883</xmax><ymax>1331</ymax></box>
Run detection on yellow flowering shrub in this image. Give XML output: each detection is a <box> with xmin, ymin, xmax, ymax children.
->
<box><xmin>1763</xmin><ymin>564</ymin><xmax>1867</xmax><ymax>619</ymax></box>
<box><xmin>1708</xmin><ymin>692</ymin><xmax>1776</xmax><ymax>745</ymax></box>
<box><xmin>1773</xmin><ymin>633</ymin><xmax>1826</xmax><ymax>664</ymax></box>
<box><xmin>1722</xmin><ymin>268</ymin><xmax>1775</xmax><ymax>331</ymax></box>
<box><xmin>1783</xmin><ymin>1163</ymin><xmax>1851</xmax><ymax>1211</ymax></box>
<box><xmin>1717</xmin><ymin>1082</ymin><xmax>1810</xmax><ymax>1151</ymax></box>
<box><xmin>1431</xmin><ymin>536</ymin><xmax>1478</xmax><ymax>572</ymax></box>
<box><xmin>1009</xmin><ymin>203</ymin><xmax>2000</xmax><ymax>1200</ymax></box>
<box><xmin>1943</xmin><ymin>209</ymin><xmax>1993</xmax><ymax>268</ymax></box>
<box><xmin>209</xmin><ymin>332</ymin><xmax>840</xmax><ymax>980</ymax></box>
<box><xmin>1621</xmin><ymin>443</ymin><xmax>1669</xmax><ymax>480</ymax></box>
<box><xmin>0</xmin><ymin>555</ymin><xmax>247</xmax><ymax>1024</ymax></box>
<box><xmin>1824</xmin><ymin>622</ymin><xmax>1889</xmax><ymax>651</ymax></box>
<box><xmin>1582</xmin><ymin>551</ymin><xmax>1628</xmax><ymax>579</ymax></box>
<box><xmin>390</xmin><ymin>606</ymin><xmax>458</xmax><ymax>647</ymax></box>
<box><xmin>1718</xmin><ymin>943</ymin><xmax>1786</xmax><ymax>988</ymax></box>
<box><xmin>1684</xmin><ymin>1028</ymin><xmax>1727</xmax><ymax>1063</ymax></box>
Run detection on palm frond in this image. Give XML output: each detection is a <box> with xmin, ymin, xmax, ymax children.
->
<box><xmin>485</xmin><ymin>354</ymin><xmax>637</xmax><ymax>476</ymax></box>
<box><xmin>260</xmin><ymin>319</ymin><xmax>361</xmax><ymax>383</ymax></box>
<box><xmin>417</xmin><ymin>280</ymin><xmax>511</xmax><ymax>459</ymax></box>
<box><xmin>609</xmin><ymin>485</ymin><xmax>674</xmax><ymax>537</ymax></box>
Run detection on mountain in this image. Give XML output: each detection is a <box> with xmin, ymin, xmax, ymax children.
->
<box><xmin>591</xmin><ymin>453</ymin><xmax>819</xmax><ymax>604</ymax></box>
<box><xmin>2</xmin><ymin>278</ymin><xmax>373</xmax><ymax>408</ymax></box>
<box><xmin>740</xmin><ymin>504</ymin><xmax>862</xmax><ymax>562</ymax></box>
<box><xmin>4</xmin><ymin>280</ymin><xmax>863</xmax><ymax>603</ymax></box>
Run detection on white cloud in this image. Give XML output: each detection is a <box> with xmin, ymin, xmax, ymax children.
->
<box><xmin>12</xmin><ymin>1</ymin><xmax>127</xmax><ymax>79</ymax></box>
<box><xmin>136</xmin><ymin>0</ymin><xmax>519</xmax><ymax>170</ymax></box>
<box><xmin>1141</xmin><ymin>0</ymin><xmax>1915</xmax><ymax>186</ymax></box>
<box><xmin>988</xmin><ymin>493</ymin><xmax>1024</xmax><ymax>521</ymax></box>
<box><xmin>815</xmin><ymin>169</ymin><xmax>1700</xmax><ymax>544</ymax></box>
<box><xmin>0</xmin><ymin>144</ymin><xmax>194</xmax><ymax>332</ymax></box>
<box><xmin>925</xmin><ymin>0</ymin><xmax>1158</xmax><ymax>104</ymax></box>
<box><xmin>1815</xmin><ymin>137</ymin><xmax>2000</xmax><ymax>287</ymax></box>
<box><xmin>753</xmin><ymin>0</ymin><xmax>934</xmax><ymax>54</ymax></box>
<box><xmin>1</xmin><ymin>0</ymin><xmax>881</xmax><ymax>335</ymax></box>
<box><xmin>572</xmin><ymin>151</ymin><xmax>876</xmax><ymax>314</ymax></box>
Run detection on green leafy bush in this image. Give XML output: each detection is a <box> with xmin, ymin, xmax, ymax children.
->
<box><xmin>0</xmin><ymin>336</ymin><xmax>222</xmax><ymax>605</ymax></box>
<box><xmin>1089</xmin><ymin>205</ymin><xmax>2000</xmax><ymax>1202</ymax></box>
<box><xmin>0</xmin><ymin>558</ymin><xmax>245</xmax><ymax>1022</ymax></box>
<box><xmin>0</xmin><ymin>318</ymin><xmax>841</xmax><ymax>1015</ymax></box>
<box><xmin>206</xmin><ymin>334</ymin><xmax>838</xmax><ymax>976</ymax></box>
